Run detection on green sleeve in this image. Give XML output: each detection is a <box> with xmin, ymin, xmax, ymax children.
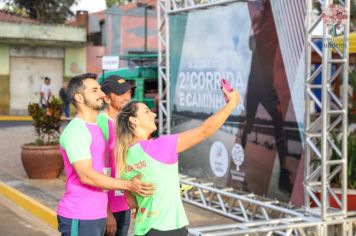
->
<box><xmin>97</xmin><ymin>113</ymin><xmax>109</xmax><ymax>141</ymax></box>
<box><xmin>60</xmin><ymin>119</ymin><xmax>92</xmax><ymax>164</ymax></box>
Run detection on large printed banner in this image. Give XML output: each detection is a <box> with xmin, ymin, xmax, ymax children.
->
<box><xmin>170</xmin><ymin>1</ymin><xmax>304</xmax><ymax>201</ymax></box>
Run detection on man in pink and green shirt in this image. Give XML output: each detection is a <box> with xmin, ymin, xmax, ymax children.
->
<box><xmin>57</xmin><ymin>73</ymin><xmax>153</xmax><ymax>236</ymax></box>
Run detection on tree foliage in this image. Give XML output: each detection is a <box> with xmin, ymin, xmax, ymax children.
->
<box><xmin>2</xmin><ymin>0</ymin><xmax>77</xmax><ymax>24</ymax></box>
<box><xmin>106</xmin><ymin>0</ymin><xmax>126</xmax><ymax>8</ymax></box>
<box><xmin>28</xmin><ymin>97</ymin><xmax>63</xmax><ymax>145</ymax></box>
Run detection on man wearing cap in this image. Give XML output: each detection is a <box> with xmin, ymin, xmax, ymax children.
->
<box><xmin>97</xmin><ymin>75</ymin><xmax>135</xmax><ymax>236</ymax></box>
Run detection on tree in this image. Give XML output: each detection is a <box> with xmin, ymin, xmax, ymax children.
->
<box><xmin>106</xmin><ymin>0</ymin><xmax>126</xmax><ymax>8</ymax></box>
<box><xmin>106</xmin><ymin>0</ymin><xmax>156</xmax><ymax>9</ymax></box>
<box><xmin>351</xmin><ymin>3</ymin><xmax>356</xmax><ymax>30</ymax></box>
<box><xmin>1</xmin><ymin>1</ymin><xmax>28</xmax><ymax>17</ymax></box>
<box><xmin>2</xmin><ymin>0</ymin><xmax>77</xmax><ymax>24</ymax></box>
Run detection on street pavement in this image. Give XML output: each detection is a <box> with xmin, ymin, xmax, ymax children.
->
<box><xmin>0</xmin><ymin>195</ymin><xmax>57</xmax><ymax>236</ymax></box>
<box><xmin>0</xmin><ymin>120</ymin><xmax>32</xmax><ymax>128</ymax></box>
<box><xmin>0</xmin><ymin>124</ymin><xmax>236</xmax><ymax>234</ymax></box>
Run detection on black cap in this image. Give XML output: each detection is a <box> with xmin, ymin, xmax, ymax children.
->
<box><xmin>101</xmin><ymin>75</ymin><xmax>135</xmax><ymax>95</ymax></box>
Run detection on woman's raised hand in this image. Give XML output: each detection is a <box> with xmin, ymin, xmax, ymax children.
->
<box><xmin>222</xmin><ymin>88</ymin><xmax>240</xmax><ymax>108</ymax></box>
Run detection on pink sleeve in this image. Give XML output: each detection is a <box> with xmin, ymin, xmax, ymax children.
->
<box><xmin>139</xmin><ymin>135</ymin><xmax>178</xmax><ymax>164</ymax></box>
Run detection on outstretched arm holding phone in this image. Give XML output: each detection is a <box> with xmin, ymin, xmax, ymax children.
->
<box><xmin>177</xmin><ymin>80</ymin><xmax>240</xmax><ymax>153</ymax></box>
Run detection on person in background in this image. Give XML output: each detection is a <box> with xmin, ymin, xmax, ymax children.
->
<box><xmin>40</xmin><ymin>76</ymin><xmax>52</xmax><ymax>109</ymax></box>
<box><xmin>97</xmin><ymin>75</ymin><xmax>135</xmax><ymax>236</ymax></box>
<box><xmin>57</xmin><ymin>73</ymin><xmax>154</xmax><ymax>236</ymax></box>
<box><xmin>115</xmin><ymin>88</ymin><xmax>240</xmax><ymax>236</ymax></box>
<box><xmin>59</xmin><ymin>81</ymin><xmax>70</xmax><ymax>118</ymax></box>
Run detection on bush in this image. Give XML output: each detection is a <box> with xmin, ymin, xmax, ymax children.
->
<box><xmin>28</xmin><ymin>96</ymin><xmax>63</xmax><ymax>145</ymax></box>
<box><xmin>329</xmin><ymin>131</ymin><xmax>356</xmax><ymax>189</ymax></box>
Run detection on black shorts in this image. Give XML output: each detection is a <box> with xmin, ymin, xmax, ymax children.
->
<box><xmin>143</xmin><ymin>226</ymin><xmax>188</xmax><ymax>236</ymax></box>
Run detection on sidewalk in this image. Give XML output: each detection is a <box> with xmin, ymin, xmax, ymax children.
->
<box><xmin>0</xmin><ymin>125</ymin><xmax>236</xmax><ymax>234</ymax></box>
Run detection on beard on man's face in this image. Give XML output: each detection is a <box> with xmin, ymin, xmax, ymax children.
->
<box><xmin>84</xmin><ymin>97</ymin><xmax>104</xmax><ymax>111</ymax></box>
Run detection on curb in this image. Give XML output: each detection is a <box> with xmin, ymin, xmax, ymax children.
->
<box><xmin>0</xmin><ymin>116</ymin><xmax>32</xmax><ymax>121</ymax></box>
<box><xmin>0</xmin><ymin>116</ymin><xmax>72</xmax><ymax>121</ymax></box>
<box><xmin>0</xmin><ymin>181</ymin><xmax>57</xmax><ymax>230</ymax></box>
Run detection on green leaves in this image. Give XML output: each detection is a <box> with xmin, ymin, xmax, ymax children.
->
<box><xmin>28</xmin><ymin>96</ymin><xmax>63</xmax><ymax>145</ymax></box>
<box><xmin>348</xmin><ymin>133</ymin><xmax>356</xmax><ymax>189</ymax></box>
<box><xmin>6</xmin><ymin>0</ymin><xmax>77</xmax><ymax>24</ymax></box>
<box><xmin>106</xmin><ymin>0</ymin><xmax>125</xmax><ymax>8</ymax></box>
<box><xmin>330</xmin><ymin>131</ymin><xmax>356</xmax><ymax>189</ymax></box>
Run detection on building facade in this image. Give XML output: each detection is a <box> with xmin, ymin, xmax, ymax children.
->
<box><xmin>0</xmin><ymin>12</ymin><xmax>86</xmax><ymax>115</ymax></box>
<box><xmin>86</xmin><ymin>3</ymin><xmax>158</xmax><ymax>75</ymax></box>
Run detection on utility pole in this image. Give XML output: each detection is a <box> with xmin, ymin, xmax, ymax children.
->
<box><xmin>144</xmin><ymin>4</ymin><xmax>147</xmax><ymax>52</ymax></box>
<box><xmin>137</xmin><ymin>2</ymin><xmax>154</xmax><ymax>52</ymax></box>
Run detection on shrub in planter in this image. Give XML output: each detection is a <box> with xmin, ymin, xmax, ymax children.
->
<box><xmin>310</xmin><ymin>131</ymin><xmax>356</xmax><ymax>210</ymax></box>
<box><xmin>21</xmin><ymin>96</ymin><xmax>64</xmax><ymax>179</ymax></box>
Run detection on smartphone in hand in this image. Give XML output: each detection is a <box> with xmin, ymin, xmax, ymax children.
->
<box><xmin>221</xmin><ymin>79</ymin><xmax>233</xmax><ymax>103</ymax></box>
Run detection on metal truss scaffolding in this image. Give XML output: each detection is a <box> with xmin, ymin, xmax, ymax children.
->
<box><xmin>305</xmin><ymin>0</ymin><xmax>350</xmax><ymax>226</ymax></box>
<box><xmin>157</xmin><ymin>0</ymin><xmax>171</xmax><ymax>134</ymax></box>
<box><xmin>180</xmin><ymin>174</ymin><xmax>356</xmax><ymax>235</ymax></box>
<box><xmin>157</xmin><ymin>0</ymin><xmax>356</xmax><ymax>235</ymax></box>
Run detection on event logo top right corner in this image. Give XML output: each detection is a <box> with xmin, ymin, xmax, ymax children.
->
<box><xmin>321</xmin><ymin>3</ymin><xmax>348</xmax><ymax>27</ymax></box>
<box><xmin>321</xmin><ymin>4</ymin><xmax>349</xmax><ymax>48</ymax></box>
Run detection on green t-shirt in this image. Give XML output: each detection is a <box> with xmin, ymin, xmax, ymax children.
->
<box><xmin>121</xmin><ymin>135</ymin><xmax>189</xmax><ymax>235</ymax></box>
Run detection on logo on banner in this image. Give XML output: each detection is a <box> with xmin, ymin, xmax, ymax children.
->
<box><xmin>231</xmin><ymin>143</ymin><xmax>245</xmax><ymax>171</ymax></box>
<box><xmin>209</xmin><ymin>141</ymin><xmax>229</xmax><ymax>177</ymax></box>
<box><xmin>321</xmin><ymin>4</ymin><xmax>347</xmax><ymax>26</ymax></box>
<box><xmin>230</xmin><ymin>143</ymin><xmax>246</xmax><ymax>183</ymax></box>
<box><xmin>321</xmin><ymin>4</ymin><xmax>348</xmax><ymax>49</ymax></box>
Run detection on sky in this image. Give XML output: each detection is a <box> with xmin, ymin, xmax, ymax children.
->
<box><xmin>71</xmin><ymin>0</ymin><xmax>107</xmax><ymax>13</ymax></box>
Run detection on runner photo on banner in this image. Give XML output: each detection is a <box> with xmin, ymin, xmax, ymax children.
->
<box><xmin>169</xmin><ymin>0</ymin><xmax>305</xmax><ymax>202</ymax></box>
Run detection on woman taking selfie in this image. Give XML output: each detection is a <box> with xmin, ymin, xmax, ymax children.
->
<box><xmin>115</xmin><ymin>86</ymin><xmax>240</xmax><ymax>236</ymax></box>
